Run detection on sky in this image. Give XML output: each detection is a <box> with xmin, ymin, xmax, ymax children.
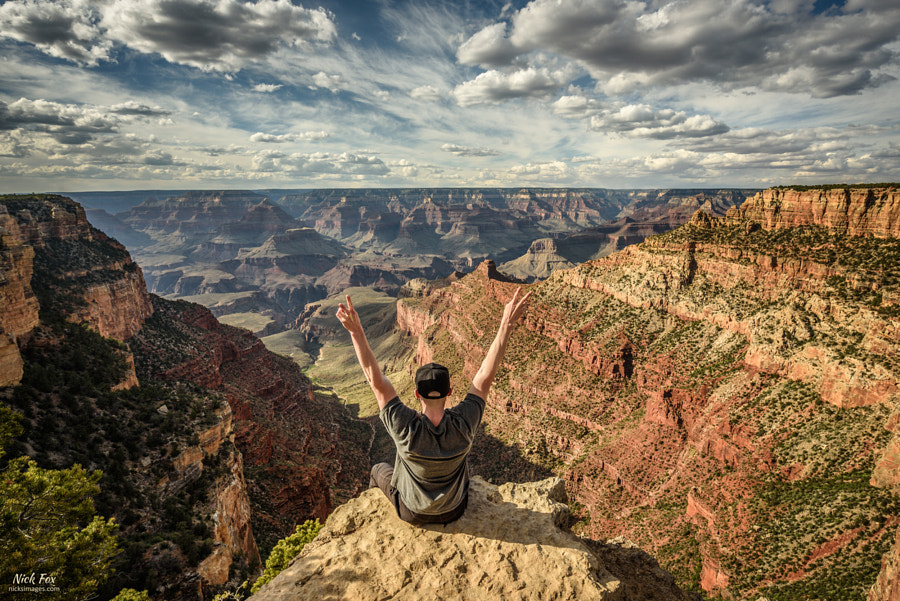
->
<box><xmin>1</xmin><ymin>0</ymin><xmax>899</xmax><ymax>192</ymax></box>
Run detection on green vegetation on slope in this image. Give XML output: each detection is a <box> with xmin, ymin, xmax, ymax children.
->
<box><xmin>1</xmin><ymin>316</ymin><xmax>243</xmax><ymax>599</ymax></box>
<box><xmin>648</xmin><ymin>222</ymin><xmax>900</xmax><ymax>313</ymax></box>
<box><xmin>0</xmin><ymin>406</ymin><xmax>119</xmax><ymax>601</ymax></box>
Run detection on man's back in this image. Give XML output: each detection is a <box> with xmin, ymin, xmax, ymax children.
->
<box><xmin>380</xmin><ymin>392</ymin><xmax>485</xmax><ymax>516</ymax></box>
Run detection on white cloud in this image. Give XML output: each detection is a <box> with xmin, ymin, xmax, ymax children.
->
<box><xmin>252</xmin><ymin>83</ymin><xmax>283</xmax><ymax>93</ymax></box>
<box><xmin>311</xmin><ymin>71</ymin><xmax>345</xmax><ymax>93</ymax></box>
<box><xmin>0</xmin><ymin>0</ymin><xmax>337</xmax><ymax>72</ymax></box>
<box><xmin>0</xmin><ymin>131</ymin><xmax>29</xmax><ymax>158</ymax></box>
<box><xmin>410</xmin><ymin>85</ymin><xmax>442</xmax><ymax>102</ymax></box>
<box><xmin>456</xmin><ymin>22</ymin><xmax>518</xmax><ymax>68</ymax></box>
<box><xmin>109</xmin><ymin>101</ymin><xmax>172</xmax><ymax>117</ymax></box>
<box><xmin>455</xmin><ymin>0</ymin><xmax>900</xmax><ymax>98</ymax></box>
<box><xmin>440</xmin><ymin>143</ymin><xmax>501</xmax><ymax>157</ymax></box>
<box><xmin>552</xmin><ymin>94</ymin><xmax>603</xmax><ymax>118</ymax></box>
<box><xmin>251</xmin><ymin>150</ymin><xmax>389</xmax><ymax>175</ymax></box>
<box><xmin>0</xmin><ymin>0</ymin><xmax>109</xmax><ymax>66</ymax></box>
<box><xmin>589</xmin><ymin>104</ymin><xmax>730</xmax><ymax>139</ymax></box>
<box><xmin>677</xmin><ymin>126</ymin><xmax>848</xmax><ymax>154</ymax></box>
<box><xmin>453</xmin><ymin>67</ymin><xmax>570</xmax><ymax>106</ymax></box>
<box><xmin>249</xmin><ymin>131</ymin><xmax>329</xmax><ymax>143</ymax></box>
<box><xmin>1</xmin><ymin>97</ymin><xmax>120</xmax><ymax>144</ymax></box>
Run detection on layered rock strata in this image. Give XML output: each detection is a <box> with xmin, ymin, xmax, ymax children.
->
<box><xmin>132</xmin><ymin>296</ymin><xmax>371</xmax><ymax>553</ymax></box>
<box><xmin>392</xmin><ymin>186</ymin><xmax>900</xmax><ymax>599</ymax></box>
<box><xmin>730</xmin><ymin>186</ymin><xmax>900</xmax><ymax>238</ymax></box>
<box><xmin>1</xmin><ymin>195</ymin><xmax>153</xmax><ymax>341</ymax></box>
<box><xmin>249</xmin><ymin>477</ymin><xmax>694</xmax><ymax>601</ymax></box>
<box><xmin>126</xmin><ymin>188</ymin><xmax>751</xmax><ymax>332</ymax></box>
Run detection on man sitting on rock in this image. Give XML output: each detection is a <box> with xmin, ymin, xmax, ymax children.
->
<box><xmin>336</xmin><ymin>288</ymin><xmax>532</xmax><ymax>525</ymax></box>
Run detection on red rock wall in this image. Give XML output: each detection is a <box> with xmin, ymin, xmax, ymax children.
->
<box><xmin>395</xmin><ymin>211</ymin><xmax>899</xmax><ymax>598</ymax></box>
<box><xmin>729</xmin><ymin>187</ymin><xmax>900</xmax><ymax>238</ymax></box>
<box><xmin>71</xmin><ymin>271</ymin><xmax>154</xmax><ymax>341</ymax></box>
<box><xmin>142</xmin><ymin>298</ymin><xmax>370</xmax><ymax>544</ymax></box>
<box><xmin>1</xmin><ymin>196</ymin><xmax>153</xmax><ymax>341</ymax></box>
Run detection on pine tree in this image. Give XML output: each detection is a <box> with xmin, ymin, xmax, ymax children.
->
<box><xmin>0</xmin><ymin>404</ymin><xmax>119</xmax><ymax>601</ymax></box>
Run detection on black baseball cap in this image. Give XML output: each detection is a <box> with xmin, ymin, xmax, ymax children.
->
<box><xmin>415</xmin><ymin>363</ymin><xmax>451</xmax><ymax>399</ymax></box>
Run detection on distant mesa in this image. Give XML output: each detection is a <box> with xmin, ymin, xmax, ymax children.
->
<box><xmin>99</xmin><ymin>187</ymin><xmax>756</xmax><ymax>334</ymax></box>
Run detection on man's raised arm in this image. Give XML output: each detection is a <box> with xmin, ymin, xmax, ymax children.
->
<box><xmin>468</xmin><ymin>288</ymin><xmax>532</xmax><ymax>401</ymax></box>
<box><xmin>336</xmin><ymin>295</ymin><xmax>398</xmax><ymax>410</ymax></box>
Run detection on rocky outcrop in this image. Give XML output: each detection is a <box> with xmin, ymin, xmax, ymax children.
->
<box><xmin>2</xmin><ymin>196</ymin><xmax>153</xmax><ymax>385</ymax></box>
<box><xmin>0</xmin><ymin>213</ymin><xmax>39</xmax><ymax>338</ymax></box>
<box><xmin>71</xmin><ymin>273</ymin><xmax>154</xmax><ymax>341</ymax></box>
<box><xmin>249</xmin><ymin>477</ymin><xmax>694</xmax><ymax>601</ymax></box>
<box><xmin>120</xmin><ymin>190</ymin><xmax>271</xmax><ymax>236</ymax></box>
<box><xmin>0</xmin><ymin>331</ymin><xmax>23</xmax><ymax>387</ymax></box>
<box><xmin>0</xmin><ymin>204</ymin><xmax>40</xmax><ymax>386</ymax></box>
<box><xmin>1</xmin><ymin>195</ymin><xmax>153</xmax><ymax>341</ymax></box>
<box><xmin>729</xmin><ymin>186</ymin><xmax>900</xmax><ymax>238</ymax></box>
<box><xmin>500</xmin><ymin>238</ymin><xmax>576</xmax><ymax>281</ymax></box>
<box><xmin>201</xmin><ymin>450</ymin><xmax>261</xmax><ymax>585</ymax></box>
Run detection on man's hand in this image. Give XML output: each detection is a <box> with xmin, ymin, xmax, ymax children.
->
<box><xmin>336</xmin><ymin>293</ymin><xmax>398</xmax><ymax>409</ymax></box>
<box><xmin>336</xmin><ymin>295</ymin><xmax>362</xmax><ymax>335</ymax></box>
<box><xmin>500</xmin><ymin>288</ymin><xmax>532</xmax><ymax>328</ymax></box>
<box><xmin>469</xmin><ymin>286</ymin><xmax>532</xmax><ymax>401</ymax></box>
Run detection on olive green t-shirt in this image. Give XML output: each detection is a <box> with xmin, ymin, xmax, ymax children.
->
<box><xmin>380</xmin><ymin>392</ymin><xmax>485</xmax><ymax>515</ymax></box>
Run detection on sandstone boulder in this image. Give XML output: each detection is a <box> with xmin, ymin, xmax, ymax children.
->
<box><xmin>249</xmin><ymin>477</ymin><xmax>694</xmax><ymax>601</ymax></box>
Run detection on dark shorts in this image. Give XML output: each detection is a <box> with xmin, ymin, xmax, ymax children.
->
<box><xmin>369</xmin><ymin>462</ymin><xmax>468</xmax><ymax>525</ymax></box>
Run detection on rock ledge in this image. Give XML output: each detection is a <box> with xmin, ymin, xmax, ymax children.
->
<box><xmin>250</xmin><ymin>477</ymin><xmax>694</xmax><ymax>601</ymax></box>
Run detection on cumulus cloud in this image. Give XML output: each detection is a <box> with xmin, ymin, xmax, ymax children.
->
<box><xmin>453</xmin><ymin>67</ymin><xmax>569</xmax><ymax>106</ymax></box>
<box><xmin>440</xmin><ymin>143</ymin><xmax>501</xmax><ymax>157</ymax></box>
<box><xmin>552</xmin><ymin>94</ymin><xmax>603</xmax><ymax>118</ymax></box>
<box><xmin>455</xmin><ymin>0</ymin><xmax>900</xmax><ymax>97</ymax></box>
<box><xmin>311</xmin><ymin>72</ymin><xmax>345</xmax><ymax>93</ymax></box>
<box><xmin>0</xmin><ymin>97</ymin><xmax>120</xmax><ymax>144</ymax></box>
<box><xmin>252</xmin><ymin>83</ymin><xmax>283</xmax><ymax>93</ymax></box>
<box><xmin>143</xmin><ymin>150</ymin><xmax>177</xmax><ymax>166</ymax></box>
<box><xmin>249</xmin><ymin>131</ymin><xmax>329</xmax><ymax>143</ymax></box>
<box><xmin>410</xmin><ymin>85</ymin><xmax>442</xmax><ymax>102</ymax></box>
<box><xmin>0</xmin><ymin>0</ymin><xmax>336</xmax><ymax>71</ymax></box>
<box><xmin>0</xmin><ymin>0</ymin><xmax>110</xmax><ymax>66</ymax></box>
<box><xmin>456</xmin><ymin>22</ymin><xmax>518</xmax><ymax>67</ymax></box>
<box><xmin>252</xmin><ymin>150</ymin><xmax>389</xmax><ymax>175</ymax></box>
<box><xmin>0</xmin><ymin>132</ymin><xmax>30</xmax><ymax>158</ymax></box>
<box><xmin>589</xmin><ymin>104</ymin><xmax>730</xmax><ymax>139</ymax></box>
<box><xmin>109</xmin><ymin>101</ymin><xmax>172</xmax><ymax>117</ymax></box>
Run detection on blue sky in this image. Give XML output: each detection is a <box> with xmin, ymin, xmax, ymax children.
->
<box><xmin>1</xmin><ymin>0</ymin><xmax>899</xmax><ymax>192</ymax></box>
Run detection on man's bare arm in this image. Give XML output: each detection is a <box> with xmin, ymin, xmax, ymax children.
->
<box><xmin>468</xmin><ymin>288</ymin><xmax>532</xmax><ymax>401</ymax></box>
<box><xmin>336</xmin><ymin>295</ymin><xmax>398</xmax><ymax>410</ymax></box>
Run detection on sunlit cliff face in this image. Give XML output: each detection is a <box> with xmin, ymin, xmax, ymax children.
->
<box><xmin>388</xmin><ymin>187</ymin><xmax>900</xmax><ymax>599</ymax></box>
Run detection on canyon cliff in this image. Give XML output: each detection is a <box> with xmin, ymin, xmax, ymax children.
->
<box><xmin>390</xmin><ymin>186</ymin><xmax>900</xmax><ymax>600</ymax></box>
<box><xmin>130</xmin><ymin>296</ymin><xmax>371</xmax><ymax>555</ymax></box>
<box><xmin>0</xmin><ymin>194</ymin><xmax>369</xmax><ymax>600</ymax></box>
<box><xmin>1</xmin><ymin>195</ymin><xmax>151</xmax><ymax>388</ymax></box>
